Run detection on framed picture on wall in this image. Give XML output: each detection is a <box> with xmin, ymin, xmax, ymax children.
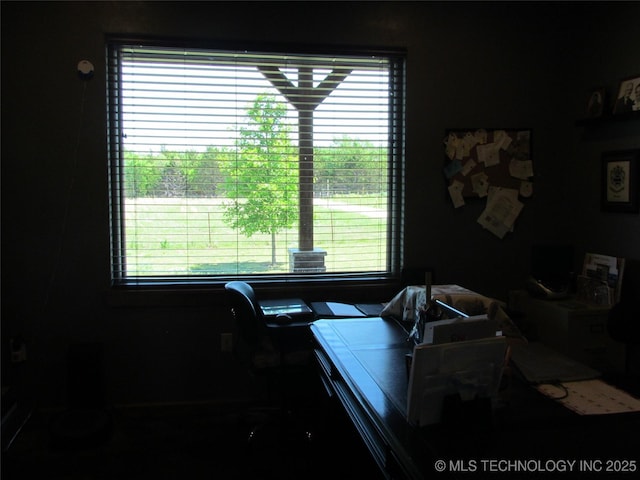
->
<box><xmin>586</xmin><ymin>87</ymin><xmax>605</xmax><ymax>119</ymax></box>
<box><xmin>601</xmin><ymin>149</ymin><xmax>639</xmax><ymax>213</ymax></box>
<box><xmin>612</xmin><ymin>75</ymin><xmax>640</xmax><ymax>115</ymax></box>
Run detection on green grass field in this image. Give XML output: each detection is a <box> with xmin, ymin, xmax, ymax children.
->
<box><xmin>123</xmin><ymin>196</ymin><xmax>388</xmax><ymax>276</ymax></box>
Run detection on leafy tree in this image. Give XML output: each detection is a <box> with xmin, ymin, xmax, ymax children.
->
<box><xmin>221</xmin><ymin>94</ymin><xmax>298</xmax><ymax>265</ymax></box>
<box><xmin>123</xmin><ymin>151</ymin><xmax>157</xmax><ymax>197</ymax></box>
<box><xmin>196</xmin><ymin>147</ymin><xmax>229</xmax><ymax>197</ymax></box>
<box><xmin>314</xmin><ymin>136</ymin><xmax>387</xmax><ymax>196</ymax></box>
<box><xmin>155</xmin><ymin>148</ymin><xmax>216</xmax><ymax>197</ymax></box>
<box><xmin>124</xmin><ymin>148</ymin><xmax>226</xmax><ymax>198</ymax></box>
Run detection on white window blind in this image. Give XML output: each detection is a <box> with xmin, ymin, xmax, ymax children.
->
<box><xmin>107</xmin><ymin>41</ymin><xmax>404</xmax><ymax>285</ymax></box>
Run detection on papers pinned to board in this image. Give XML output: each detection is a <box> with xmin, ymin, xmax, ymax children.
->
<box><xmin>443</xmin><ymin>128</ymin><xmax>533</xmax><ymax>239</ymax></box>
<box><xmin>477</xmin><ymin>187</ymin><xmax>523</xmax><ymax>239</ymax></box>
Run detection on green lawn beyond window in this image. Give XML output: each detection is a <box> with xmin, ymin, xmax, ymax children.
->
<box><xmin>124</xmin><ymin>195</ymin><xmax>388</xmax><ymax>276</ymax></box>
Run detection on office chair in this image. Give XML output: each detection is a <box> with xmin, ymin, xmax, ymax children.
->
<box><xmin>224</xmin><ymin>281</ymin><xmax>318</xmax><ymax>449</ymax></box>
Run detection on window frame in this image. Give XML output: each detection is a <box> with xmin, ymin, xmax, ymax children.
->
<box><xmin>106</xmin><ymin>37</ymin><xmax>406</xmax><ymax>287</ymax></box>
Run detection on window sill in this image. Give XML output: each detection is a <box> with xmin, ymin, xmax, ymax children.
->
<box><xmin>105</xmin><ymin>278</ymin><xmax>402</xmax><ymax>308</ymax></box>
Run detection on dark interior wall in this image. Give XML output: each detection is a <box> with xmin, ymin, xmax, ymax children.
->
<box><xmin>403</xmin><ymin>3</ymin><xmax>576</xmax><ymax>294</ymax></box>
<box><xmin>564</xmin><ymin>4</ymin><xmax>640</xmax><ymax>263</ymax></box>
<box><xmin>2</xmin><ymin>1</ymin><xmax>639</xmax><ymax>408</ymax></box>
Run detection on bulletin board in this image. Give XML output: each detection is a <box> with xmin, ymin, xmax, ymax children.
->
<box><xmin>443</xmin><ymin>128</ymin><xmax>534</xmax><ymax>239</ymax></box>
<box><xmin>443</xmin><ymin>128</ymin><xmax>533</xmax><ymax>198</ymax></box>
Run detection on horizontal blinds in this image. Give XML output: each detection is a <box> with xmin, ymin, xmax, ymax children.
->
<box><xmin>108</xmin><ymin>43</ymin><xmax>402</xmax><ymax>282</ymax></box>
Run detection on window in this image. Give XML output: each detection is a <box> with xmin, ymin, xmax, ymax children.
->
<box><xmin>107</xmin><ymin>40</ymin><xmax>405</xmax><ymax>286</ymax></box>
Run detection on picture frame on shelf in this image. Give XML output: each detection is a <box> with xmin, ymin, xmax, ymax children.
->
<box><xmin>586</xmin><ymin>87</ymin><xmax>605</xmax><ymax>119</ymax></box>
<box><xmin>612</xmin><ymin>75</ymin><xmax>640</xmax><ymax>115</ymax></box>
<box><xmin>601</xmin><ymin>149</ymin><xmax>639</xmax><ymax>213</ymax></box>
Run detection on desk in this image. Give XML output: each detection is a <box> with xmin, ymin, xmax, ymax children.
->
<box><xmin>311</xmin><ymin>317</ymin><xmax>426</xmax><ymax>479</ymax></box>
<box><xmin>311</xmin><ymin>317</ymin><xmax>640</xmax><ymax>480</ymax></box>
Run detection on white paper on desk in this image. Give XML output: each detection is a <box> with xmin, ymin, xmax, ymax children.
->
<box><xmin>326</xmin><ymin>302</ymin><xmax>364</xmax><ymax>317</ymax></box>
<box><xmin>477</xmin><ymin>188</ymin><xmax>523</xmax><ymax>239</ymax></box>
<box><xmin>536</xmin><ymin>379</ymin><xmax>640</xmax><ymax>415</ymax></box>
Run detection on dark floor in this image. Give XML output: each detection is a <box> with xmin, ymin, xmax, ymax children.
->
<box><xmin>2</xmin><ymin>400</ymin><xmax>384</xmax><ymax>480</ymax></box>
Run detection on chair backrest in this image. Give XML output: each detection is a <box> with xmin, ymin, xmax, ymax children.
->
<box><xmin>225</xmin><ymin>281</ymin><xmax>268</xmax><ymax>349</ymax></box>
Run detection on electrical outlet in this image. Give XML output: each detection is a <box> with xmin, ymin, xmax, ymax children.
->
<box><xmin>220</xmin><ymin>333</ymin><xmax>233</xmax><ymax>353</ymax></box>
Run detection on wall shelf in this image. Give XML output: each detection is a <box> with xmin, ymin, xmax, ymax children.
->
<box><xmin>576</xmin><ymin>110</ymin><xmax>640</xmax><ymax>127</ymax></box>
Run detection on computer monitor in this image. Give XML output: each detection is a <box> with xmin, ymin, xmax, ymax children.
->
<box><xmin>530</xmin><ymin>244</ymin><xmax>574</xmax><ymax>288</ymax></box>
